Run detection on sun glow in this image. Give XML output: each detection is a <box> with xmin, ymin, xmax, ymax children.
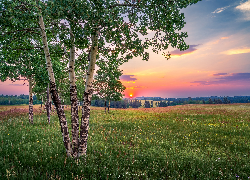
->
<box><xmin>129</xmin><ymin>94</ymin><xmax>133</xmax><ymax>98</ymax></box>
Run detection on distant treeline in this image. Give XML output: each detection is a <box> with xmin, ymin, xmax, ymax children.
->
<box><xmin>0</xmin><ymin>94</ymin><xmax>42</xmax><ymax>105</ymax></box>
<box><xmin>1</xmin><ymin>94</ymin><xmax>250</xmax><ymax>107</ymax></box>
<box><xmin>91</xmin><ymin>96</ymin><xmax>249</xmax><ymax>108</ymax></box>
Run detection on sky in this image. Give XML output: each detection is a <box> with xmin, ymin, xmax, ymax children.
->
<box><xmin>1</xmin><ymin>0</ymin><xmax>250</xmax><ymax>98</ymax></box>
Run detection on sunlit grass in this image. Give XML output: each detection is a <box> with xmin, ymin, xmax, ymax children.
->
<box><xmin>0</xmin><ymin>104</ymin><xmax>250</xmax><ymax>179</ymax></box>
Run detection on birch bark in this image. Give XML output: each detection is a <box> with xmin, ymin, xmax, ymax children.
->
<box><xmin>69</xmin><ymin>27</ymin><xmax>79</xmax><ymax>158</ymax></box>
<box><xmin>78</xmin><ymin>31</ymin><xmax>98</xmax><ymax>157</ymax></box>
<box><xmin>46</xmin><ymin>83</ymin><xmax>50</xmax><ymax>124</ymax></box>
<box><xmin>37</xmin><ymin>9</ymin><xmax>72</xmax><ymax>157</ymax></box>
<box><xmin>29</xmin><ymin>77</ymin><xmax>33</xmax><ymax>124</ymax></box>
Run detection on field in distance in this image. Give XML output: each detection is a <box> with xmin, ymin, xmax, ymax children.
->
<box><xmin>0</xmin><ymin>103</ymin><xmax>250</xmax><ymax>179</ymax></box>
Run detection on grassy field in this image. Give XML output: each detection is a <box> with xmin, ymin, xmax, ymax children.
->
<box><xmin>0</xmin><ymin>104</ymin><xmax>250</xmax><ymax>179</ymax></box>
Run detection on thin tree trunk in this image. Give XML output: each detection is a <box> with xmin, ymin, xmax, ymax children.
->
<box><xmin>37</xmin><ymin>8</ymin><xmax>72</xmax><ymax>157</ymax></box>
<box><xmin>46</xmin><ymin>83</ymin><xmax>50</xmax><ymax>124</ymax></box>
<box><xmin>105</xmin><ymin>100</ymin><xmax>107</xmax><ymax>113</ymax></box>
<box><xmin>108</xmin><ymin>100</ymin><xmax>110</xmax><ymax>113</ymax></box>
<box><xmin>69</xmin><ymin>27</ymin><xmax>79</xmax><ymax>158</ymax></box>
<box><xmin>40</xmin><ymin>96</ymin><xmax>43</xmax><ymax>113</ymax></box>
<box><xmin>29</xmin><ymin>77</ymin><xmax>33</xmax><ymax>124</ymax></box>
<box><xmin>78</xmin><ymin>31</ymin><xmax>98</xmax><ymax>157</ymax></box>
<box><xmin>49</xmin><ymin>90</ymin><xmax>52</xmax><ymax>111</ymax></box>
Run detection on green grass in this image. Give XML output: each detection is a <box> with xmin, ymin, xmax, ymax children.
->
<box><xmin>0</xmin><ymin>104</ymin><xmax>250</xmax><ymax>179</ymax></box>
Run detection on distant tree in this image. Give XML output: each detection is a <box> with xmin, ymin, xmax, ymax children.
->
<box><xmin>144</xmin><ymin>100</ymin><xmax>151</xmax><ymax>108</ymax></box>
<box><xmin>94</xmin><ymin>58</ymin><xmax>126</xmax><ymax>113</ymax></box>
<box><xmin>208</xmin><ymin>98</ymin><xmax>213</xmax><ymax>104</ymax></box>
<box><xmin>217</xmin><ymin>99</ymin><xmax>223</xmax><ymax>104</ymax></box>
<box><xmin>158</xmin><ymin>101</ymin><xmax>168</xmax><ymax>107</ymax></box>
<box><xmin>223</xmin><ymin>97</ymin><xmax>230</xmax><ymax>104</ymax></box>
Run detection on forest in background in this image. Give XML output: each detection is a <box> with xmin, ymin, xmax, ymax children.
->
<box><xmin>2</xmin><ymin>94</ymin><xmax>248</xmax><ymax>107</ymax></box>
<box><xmin>0</xmin><ymin>94</ymin><xmax>41</xmax><ymax>105</ymax></box>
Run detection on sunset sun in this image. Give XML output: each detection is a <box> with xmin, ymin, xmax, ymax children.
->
<box><xmin>129</xmin><ymin>94</ymin><xmax>133</xmax><ymax>98</ymax></box>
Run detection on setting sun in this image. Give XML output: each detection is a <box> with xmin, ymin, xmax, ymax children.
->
<box><xmin>129</xmin><ymin>94</ymin><xmax>133</xmax><ymax>98</ymax></box>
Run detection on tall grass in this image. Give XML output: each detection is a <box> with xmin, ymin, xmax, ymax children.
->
<box><xmin>0</xmin><ymin>104</ymin><xmax>250</xmax><ymax>179</ymax></box>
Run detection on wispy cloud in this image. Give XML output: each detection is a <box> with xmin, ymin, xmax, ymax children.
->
<box><xmin>212</xmin><ymin>5</ymin><xmax>231</xmax><ymax>14</ymax></box>
<box><xmin>191</xmin><ymin>73</ymin><xmax>250</xmax><ymax>85</ymax></box>
<box><xmin>221</xmin><ymin>47</ymin><xmax>250</xmax><ymax>55</ymax></box>
<box><xmin>170</xmin><ymin>45</ymin><xmax>199</xmax><ymax>56</ymax></box>
<box><xmin>213</xmin><ymin>73</ymin><xmax>228</xmax><ymax>76</ymax></box>
<box><xmin>221</xmin><ymin>37</ymin><xmax>229</xmax><ymax>40</ymax></box>
<box><xmin>120</xmin><ymin>75</ymin><xmax>137</xmax><ymax>81</ymax></box>
<box><xmin>126</xmin><ymin>85</ymin><xmax>147</xmax><ymax>89</ymax></box>
<box><xmin>9</xmin><ymin>84</ymin><xmax>25</xmax><ymax>86</ymax></box>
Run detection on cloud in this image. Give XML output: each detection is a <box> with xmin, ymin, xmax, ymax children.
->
<box><xmin>235</xmin><ymin>0</ymin><xmax>250</xmax><ymax>21</ymax></box>
<box><xmin>236</xmin><ymin>0</ymin><xmax>250</xmax><ymax>11</ymax></box>
<box><xmin>213</xmin><ymin>73</ymin><xmax>228</xmax><ymax>76</ymax></box>
<box><xmin>120</xmin><ymin>75</ymin><xmax>137</xmax><ymax>81</ymax></box>
<box><xmin>191</xmin><ymin>81</ymin><xmax>211</xmax><ymax>85</ymax></box>
<box><xmin>9</xmin><ymin>84</ymin><xmax>24</xmax><ymax>86</ymax></box>
<box><xmin>191</xmin><ymin>73</ymin><xmax>250</xmax><ymax>85</ymax></box>
<box><xmin>126</xmin><ymin>85</ymin><xmax>147</xmax><ymax>89</ymax></box>
<box><xmin>212</xmin><ymin>5</ymin><xmax>231</xmax><ymax>14</ymax></box>
<box><xmin>218</xmin><ymin>73</ymin><xmax>250</xmax><ymax>81</ymax></box>
<box><xmin>170</xmin><ymin>45</ymin><xmax>199</xmax><ymax>56</ymax></box>
<box><xmin>221</xmin><ymin>47</ymin><xmax>250</xmax><ymax>55</ymax></box>
<box><xmin>221</xmin><ymin>37</ymin><xmax>229</xmax><ymax>40</ymax></box>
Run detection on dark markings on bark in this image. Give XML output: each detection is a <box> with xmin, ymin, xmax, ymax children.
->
<box><xmin>29</xmin><ymin>96</ymin><xmax>33</xmax><ymax>124</ymax></box>
<box><xmin>29</xmin><ymin>78</ymin><xmax>33</xmax><ymax>124</ymax></box>
<box><xmin>50</xmin><ymin>81</ymin><xmax>72</xmax><ymax>157</ymax></box>
<box><xmin>79</xmin><ymin>89</ymin><xmax>93</xmax><ymax>156</ymax></box>
<box><xmin>70</xmin><ymin>85</ymin><xmax>79</xmax><ymax>158</ymax></box>
<box><xmin>46</xmin><ymin>84</ymin><xmax>50</xmax><ymax>124</ymax></box>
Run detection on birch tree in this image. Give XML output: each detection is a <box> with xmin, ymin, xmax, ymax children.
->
<box><xmin>94</xmin><ymin>58</ymin><xmax>126</xmax><ymax>113</ymax></box>
<box><xmin>1</xmin><ymin>0</ymin><xmax>202</xmax><ymax>158</ymax></box>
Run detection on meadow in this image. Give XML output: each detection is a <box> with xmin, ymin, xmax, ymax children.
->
<box><xmin>0</xmin><ymin>104</ymin><xmax>250</xmax><ymax>179</ymax></box>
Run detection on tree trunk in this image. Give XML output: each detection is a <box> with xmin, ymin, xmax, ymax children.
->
<box><xmin>78</xmin><ymin>31</ymin><xmax>98</xmax><ymax>157</ymax></box>
<box><xmin>49</xmin><ymin>89</ymin><xmax>52</xmax><ymax>111</ymax></box>
<box><xmin>29</xmin><ymin>78</ymin><xmax>33</xmax><ymax>124</ymax></box>
<box><xmin>40</xmin><ymin>96</ymin><xmax>43</xmax><ymax>113</ymax></box>
<box><xmin>38</xmin><ymin>9</ymin><xmax>72</xmax><ymax>157</ymax></box>
<box><xmin>46</xmin><ymin>83</ymin><xmax>51</xmax><ymax>124</ymax></box>
<box><xmin>105</xmin><ymin>100</ymin><xmax>107</xmax><ymax>113</ymax></box>
<box><xmin>108</xmin><ymin>100</ymin><xmax>110</xmax><ymax>113</ymax></box>
<box><xmin>69</xmin><ymin>27</ymin><xmax>79</xmax><ymax>158</ymax></box>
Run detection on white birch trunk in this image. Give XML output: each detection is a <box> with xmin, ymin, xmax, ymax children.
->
<box><xmin>46</xmin><ymin>83</ymin><xmax>50</xmax><ymax>124</ymax></box>
<box><xmin>29</xmin><ymin>77</ymin><xmax>33</xmax><ymax>124</ymax></box>
<box><xmin>69</xmin><ymin>27</ymin><xmax>80</xmax><ymax>158</ymax></box>
<box><xmin>78</xmin><ymin>31</ymin><xmax>98</xmax><ymax>157</ymax></box>
<box><xmin>37</xmin><ymin>8</ymin><xmax>72</xmax><ymax>157</ymax></box>
<box><xmin>49</xmin><ymin>90</ymin><xmax>52</xmax><ymax>111</ymax></box>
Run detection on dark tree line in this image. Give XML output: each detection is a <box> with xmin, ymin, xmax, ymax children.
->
<box><xmin>91</xmin><ymin>99</ymin><xmax>143</xmax><ymax>109</ymax></box>
<box><xmin>0</xmin><ymin>94</ymin><xmax>41</xmax><ymax>105</ymax></box>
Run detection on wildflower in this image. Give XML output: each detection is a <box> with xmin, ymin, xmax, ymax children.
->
<box><xmin>37</xmin><ymin>141</ymin><xmax>39</xmax><ymax>142</ymax></box>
